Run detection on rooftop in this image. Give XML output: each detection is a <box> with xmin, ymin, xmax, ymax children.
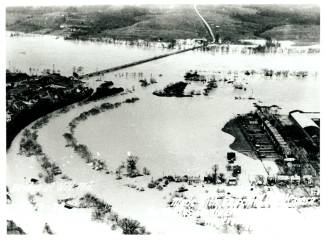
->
<box><xmin>290</xmin><ymin>111</ymin><xmax>320</xmax><ymax>129</ymax></box>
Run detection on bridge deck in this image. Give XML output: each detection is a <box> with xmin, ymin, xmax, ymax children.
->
<box><xmin>80</xmin><ymin>45</ymin><xmax>203</xmax><ymax>79</ymax></box>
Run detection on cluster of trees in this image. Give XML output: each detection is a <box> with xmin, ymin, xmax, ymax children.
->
<box><xmin>126</xmin><ymin>155</ymin><xmax>140</xmax><ymax>177</ymax></box>
<box><xmin>118</xmin><ymin>218</ymin><xmax>148</xmax><ymax>235</ymax></box>
<box><xmin>19</xmin><ymin>115</ymin><xmax>62</xmax><ymax>183</ymax></box>
<box><xmin>19</xmin><ymin>129</ymin><xmax>57</xmax><ymax>183</ymax></box>
<box><xmin>56</xmin><ymin>103</ymin><xmax>76</xmax><ymax>114</ymax></box>
<box><xmin>153</xmin><ymin>82</ymin><xmax>189</xmax><ymax>97</ymax></box>
<box><xmin>79</xmin><ymin>193</ymin><xmax>149</xmax><ymax>234</ymax></box>
<box><xmin>39</xmin><ymin>155</ymin><xmax>61</xmax><ymax>183</ymax></box>
<box><xmin>19</xmin><ymin>129</ymin><xmax>42</xmax><ymax>156</ymax></box>
<box><xmin>116</xmin><ymin>155</ymin><xmax>151</xmax><ymax>179</ymax></box>
<box><xmin>63</xmin><ymin>133</ymin><xmax>107</xmax><ymax>171</ymax></box>
<box><xmin>68</xmin><ymin>98</ymin><xmax>137</xmax><ymax>131</ymax></box>
<box><xmin>88</xmin><ymin>82</ymin><xmax>124</xmax><ymax>102</ymax></box>
<box><xmin>7</xmin><ymin>220</ymin><xmax>25</xmax><ymax>235</ymax></box>
<box><xmin>31</xmin><ymin>115</ymin><xmax>50</xmax><ymax>130</ymax></box>
<box><xmin>124</xmin><ymin>97</ymin><xmax>140</xmax><ymax>103</ymax></box>
<box><xmin>252</xmin><ymin>37</ymin><xmax>281</xmax><ymax>53</ymax></box>
<box><xmin>80</xmin><ymin>193</ymin><xmax>112</xmax><ymax>221</ymax></box>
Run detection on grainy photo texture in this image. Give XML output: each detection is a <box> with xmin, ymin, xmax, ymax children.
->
<box><xmin>6</xmin><ymin>4</ymin><xmax>320</xmax><ymax>236</ymax></box>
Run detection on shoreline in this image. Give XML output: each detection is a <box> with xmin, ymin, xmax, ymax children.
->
<box><xmin>7</xmin><ymin>30</ymin><xmax>320</xmax><ymax>51</ymax></box>
<box><xmin>222</xmin><ymin>118</ymin><xmax>258</xmax><ymax>160</ymax></box>
<box><xmin>6</xmin><ymin>89</ymin><xmax>320</xmax><ymax>235</ymax></box>
<box><xmin>6</xmin><ymin>25</ymin><xmax>320</xmax><ymax>234</ymax></box>
<box><xmin>6</xmin><ymin>30</ymin><xmax>198</xmax><ymax>51</ymax></box>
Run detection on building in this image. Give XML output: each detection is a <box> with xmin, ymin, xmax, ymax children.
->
<box><xmin>256</xmin><ymin>109</ymin><xmax>291</xmax><ymax>157</ymax></box>
<box><xmin>289</xmin><ymin>110</ymin><xmax>320</xmax><ymax>147</ymax></box>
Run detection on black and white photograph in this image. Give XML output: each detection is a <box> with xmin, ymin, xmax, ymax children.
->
<box><xmin>2</xmin><ymin>0</ymin><xmax>323</xmax><ymax>240</ymax></box>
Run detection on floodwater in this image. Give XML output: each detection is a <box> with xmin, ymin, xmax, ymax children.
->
<box><xmin>7</xmin><ymin>32</ymin><xmax>320</xmax><ymax>177</ymax></box>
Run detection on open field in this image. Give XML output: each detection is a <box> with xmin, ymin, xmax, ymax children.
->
<box><xmin>259</xmin><ymin>24</ymin><xmax>320</xmax><ymax>45</ymax></box>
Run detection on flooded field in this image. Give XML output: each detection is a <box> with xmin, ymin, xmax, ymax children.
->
<box><xmin>6</xmin><ymin>32</ymin><xmax>320</xmax><ymax>235</ymax></box>
<box><xmin>7</xmin><ymin>32</ymin><xmax>320</xmax><ymax>178</ymax></box>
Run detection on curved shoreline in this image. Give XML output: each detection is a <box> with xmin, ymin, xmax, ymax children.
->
<box><xmin>6</xmin><ymin>95</ymin><xmax>92</xmax><ymax>150</ymax></box>
<box><xmin>221</xmin><ymin>118</ymin><xmax>258</xmax><ymax>160</ymax></box>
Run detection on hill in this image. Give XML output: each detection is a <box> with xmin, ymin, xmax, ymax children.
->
<box><xmin>6</xmin><ymin>4</ymin><xmax>320</xmax><ymax>44</ymax></box>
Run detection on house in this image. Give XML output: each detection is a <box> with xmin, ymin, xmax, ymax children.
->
<box><xmin>188</xmin><ymin>176</ymin><xmax>201</xmax><ymax>184</ymax></box>
<box><xmin>276</xmin><ymin>175</ymin><xmax>290</xmax><ymax>185</ymax></box>
<box><xmin>284</xmin><ymin>157</ymin><xmax>296</xmax><ymax>163</ymax></box>
<box><xmin>290</xmin><ymin>175</ymin><xmax>301</xmax><ymax>185</ymax></box>
<box><xmin>227</xmin><ymin>152</ymin><xmax>236</xmax><ymax>163</ymax></box>
<box><xmin>52</xmin><ymin>165</ymin><xmax>62</xmax><ymax>176</ymax></box>
<box><xmin>267</xmin><ymin>176</ymin><xmax>276</xmax><ymax>186</ymax></box>
<box><xmin>227</xmin><ymin>177</ymin><xmax>237</xmax><ymax>186</ymax></box>
<box><xmin>302</xmin><ymin>175</ymin><xmax>313</xmax><ymax>186</ymax></box>
<box><xmin>232</xmin><ymin>165</ymin><xmax>242</xmax><ymax>177</ymax></box>
<box><xmin>255</xmin><ymin>175</ymin><xmax>265</xmax><ymax>186</ymax></box>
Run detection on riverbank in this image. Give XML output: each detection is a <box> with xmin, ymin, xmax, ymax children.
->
<box><xmin>222</xmin><ymin>118</ymin><xmax>257</xmax><ymax>159</ymax></box>
<box><xmin>6</xmin><ymin>82</ymin><xmax>320</xmax><ymax>235</ymax></box>
<box><xmin>6</xmin><ymin>24</ymin><xmax>320</xmax><ymax>235</ymax></box>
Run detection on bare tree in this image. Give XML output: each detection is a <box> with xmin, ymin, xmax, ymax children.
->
<box><xmin>212</xmin><ymin>164</ymin><xmax>219</xmax><ymax>184</ymax></box>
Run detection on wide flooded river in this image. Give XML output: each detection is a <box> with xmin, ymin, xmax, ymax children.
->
<box><xmin>7</xmin><ymin>33</ymin><xmax>320</xmax><ymax>177</ymax></box>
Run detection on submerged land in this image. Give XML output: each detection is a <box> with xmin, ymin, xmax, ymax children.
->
<box><xmin>6</xmin><ymin>4</ymin><xmax>320</xmax><ymax>237</ymax></box>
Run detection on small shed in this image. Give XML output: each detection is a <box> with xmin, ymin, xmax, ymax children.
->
<box><xmin>227</xmin><ymin>177</ymin><xmax>238</xmax><ymax>186</ymax></box>
<box><xmin>276</xmin><ymin>175</ymin><xmax>290</xmax><ymax>185</ymax></box>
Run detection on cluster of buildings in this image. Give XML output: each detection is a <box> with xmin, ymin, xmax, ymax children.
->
<box><xmin>289</xmin><ymin>110</ymin><xmax>320</xmax><ymax>148</ymax></box>
<box><xmin>6</xmin><ymin>71</ymin><xmax>90</xmax><ymax>123</ymax></box>
<box><xmin>59</xmin><ymin>12</ymin><xmax>91</xmax><ymax>34</ymax></box>
<box><xmin>236</xmin><ymin>104</ymin><xmax>320</xmax><ymax>187</ymax></box>
<box><xmin>256</xmin><ymin>107</ymin><xmax>292</xmax><ymax>158</ymax></box>
<box><xmin>239</xmin><ymin>111</ymin><xmax>280</xmax><ymax>159</ymax></box>
<box><xmin>254</xmin><ymin>105</ymin><xmax>319</xmax><ymax>159</ymax></box>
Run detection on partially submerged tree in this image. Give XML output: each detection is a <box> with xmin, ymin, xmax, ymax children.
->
<box><xmin>43</xmin><ymin>223</ymin><xmax>54</xmax><ymax>234</ymax></box>
<box><xmin>126</xmin><ymin>155</ymin><xmax>139</xmax><ymax>177</ymax></box>
<box><xmin>212</xmin><ymin>164</ymin><xmax>219</xmax><ymax>184</ymax></box>
<box><xmin>7</xmin><ymin>220</ymin><xmax>25</xmax><ymax>235</ymax></box>
<box><xmin>118</xmin><ymin>218</ymin><xmax>147</xmax><ymax>235</ymax></box>
<box><xmin>142</xmin><ymin>167</ymin><xmax>150</xmax><ymax>176</ymax></box>
<box><xmin>116</xmin><ymin>166</ymin><xmax>123</xmax><ymax>179</ymax></box>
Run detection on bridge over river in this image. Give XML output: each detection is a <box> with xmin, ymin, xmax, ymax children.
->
<box><xmin>80</xmin><ymin>5</ymin><xmax>215</xmax><ymax>80</ymax></box>
<box><xmin>80</xmin><ymin>45</ymin><xmax>205</xmax><ymax>79</ymax></box>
